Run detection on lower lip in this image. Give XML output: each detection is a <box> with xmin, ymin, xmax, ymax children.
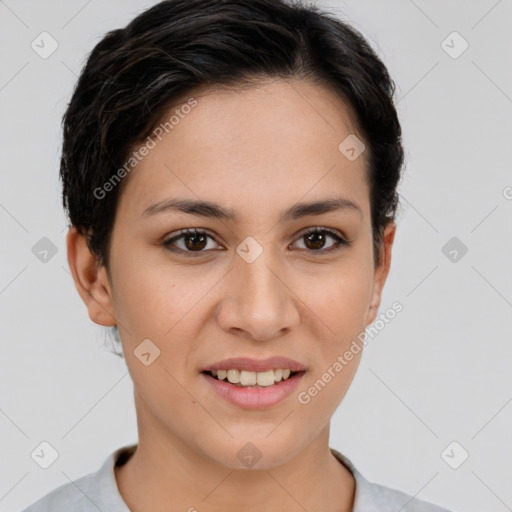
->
<box><xmin>201</xmin><ymin>371</ymin><xmax>305</xmax><ymax>410</ymax></box>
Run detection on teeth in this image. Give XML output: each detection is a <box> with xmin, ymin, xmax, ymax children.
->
<box><xmin>256</xmin><ymin>370</ymin><xmax>274</xmax><ymax>386</ymax></box>
<box><xmin>240</xmin><ymin>370</ymin><xmax>257</xmax><ymax>386</ymax></box>
<box><xmin>226</xmin><ymin>369</ymin><xmax>240</xmax><ymax>383</ymax></box>
<box><xmin>209</xmin><ymin>368</ymin><xmax>296</xmax><ymax>386</ymax></box>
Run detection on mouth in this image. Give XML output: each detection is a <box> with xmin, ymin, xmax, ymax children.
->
<box><xmin>200</xmin><ymin>356</ymin><xmax>307</xmax><ymax>408</ymax></box>
<box><xmin>201</xmin><ymin>368</ymin><xmax>304</xmax><ymax>388</ymax></box>
<box><xmin>201</xmin><ymin>369</ymin><xmax>306</xmax><ymax>409</ymax></box>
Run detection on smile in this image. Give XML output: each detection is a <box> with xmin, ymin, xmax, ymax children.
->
<box><xmin>206</xmin><ymin>368</ymin><xmax>296</xmax><ymax>387</ymax></box>
<box><xmin>201</xmin><ymin>370</ymin><xmax>306</xmax><ymax>410</ymax></box>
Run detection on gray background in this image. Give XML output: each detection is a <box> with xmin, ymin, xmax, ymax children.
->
<box><xmin>1</xmin><ymin>1</ymin><xmax>511</xmax><ymax>510</ymax></box>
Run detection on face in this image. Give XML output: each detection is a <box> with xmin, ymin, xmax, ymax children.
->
<box><xmin>72</xmin><ymin>77</ymin><xmax>394</xmax><ymax>470</ymax></box>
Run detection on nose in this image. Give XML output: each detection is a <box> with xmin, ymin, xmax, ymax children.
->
<box><xmin>216</xmin><ymin>249</ymin><xmax>300</xmax><ymax>341</ymax></box>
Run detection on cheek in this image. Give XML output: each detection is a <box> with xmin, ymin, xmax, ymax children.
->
<box><xmin>109</xmin><ymin>252</ymin><xmax>220</xmax><ymax>387</ymax></box>
<box><xmin>294</xmin><ymin>269</ymin><xmax>368</xmax><ymax>422</ymax></box>
<box><xmin>298</xmin><ymin>258</ymin><xmax>373</xmax><ymax>335</ymax></box>
<box><xmin>109</xmin><ymin>245</ymin><xmax>199</xmax><ymax>339</ymax></box>
<box><xmin>292</xmin><ymin>255</ymin><xmax>372</xmax><ymax>406</ymax></box>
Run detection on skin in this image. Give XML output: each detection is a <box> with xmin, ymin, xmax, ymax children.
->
<box><xmin>67</xmin><ymin>77</ymin><xmax>395</xmax><ymax>512</ymax></box>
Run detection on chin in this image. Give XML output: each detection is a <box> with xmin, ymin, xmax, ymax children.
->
<box><xmin>198</xmin><ymin>435</ymin><xmax>304</xmax><ymax>471</ymax></box>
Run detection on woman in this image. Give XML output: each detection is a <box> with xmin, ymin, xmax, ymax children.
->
<box><xmin>23</xmin><ymin>0</ymin><xmax>451</xmax><ymax>510</ymax></box>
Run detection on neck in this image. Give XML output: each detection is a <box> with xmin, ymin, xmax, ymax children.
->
<box><xmin>115</xmin><ymin>395</ymin><xmax>355</xmax><ymax>512</ymax></box>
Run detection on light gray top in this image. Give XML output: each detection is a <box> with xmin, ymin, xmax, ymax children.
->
<box><xmin>22</xmin><ymin>444</ymin><xmax>451</xmax><ymax>512</ymax></box>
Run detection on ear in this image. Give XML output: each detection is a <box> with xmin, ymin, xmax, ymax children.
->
<box><xmin>366</xmin><ymin>222</ymin><xmax>396</xmax><ymax>326</ymax></box>
<box><xmin>66</xmin><ymin>226</ymin><xmax>116</xmax><ymax>327</ymax></box>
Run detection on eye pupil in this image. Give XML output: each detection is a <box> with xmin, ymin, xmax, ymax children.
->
<box><xmin>305</xmin><ymin>232</ymin><xmax>326</xmax><ymax>250</ymax></box>
<box><xmin>185</xmin><ymin>231</ymin><xmax>207</xmax><ymax>251</ymax></box>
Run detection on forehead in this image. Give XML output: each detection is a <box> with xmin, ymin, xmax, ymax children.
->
<box><xmin>117</xmin><ymin>77</ymin><xmax>370</xmax><ymax>220</ymax></box>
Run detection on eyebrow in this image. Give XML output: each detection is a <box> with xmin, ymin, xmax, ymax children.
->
<box><xmin>141</xmin><ymin>196</ymin><xmax>363</xmax><ymax>222</ymax></box>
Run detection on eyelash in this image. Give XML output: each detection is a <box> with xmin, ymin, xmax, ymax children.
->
<box><xmin>162</xmin><ymin>227</ymin><xmax>350</xmax><ymax>257</ymax></box>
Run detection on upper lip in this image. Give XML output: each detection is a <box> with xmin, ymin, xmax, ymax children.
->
<box><xmin>202</xmin><ymin>356</ymin><xmax>307</xmax><ymax>373</ymax></box>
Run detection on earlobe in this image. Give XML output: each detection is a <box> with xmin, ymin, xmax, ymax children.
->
<box><xmin>365</xmin><ymin>222</ymin><xmax>396</xmax><ymax>326</ymax></box>
<box><xmin>66</xmin><ymin>227</ymin><xmax>116</xmax><ymax>327</ymax></box>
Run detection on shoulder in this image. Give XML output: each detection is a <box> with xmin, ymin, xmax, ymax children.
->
<box><xmin>354</xmin><ymin>478</ymin><xmax>451</xmax><ymax>512</ymax></box>
<box><xmin>21</xmin><ymin>445</ymin><xmax>135</xmax><ymax>512</ymax></box>
<box><xmin>21</xmin><ymin>473</ymin><xmax>102</xmax><ymax>512</ymax></box>
<box><xmin>330</xmin><ymin>448</ymin><xmax>452</xmax><ymax>512</ymax></box>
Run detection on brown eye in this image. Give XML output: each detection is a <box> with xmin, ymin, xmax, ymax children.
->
<box><xmin>183</xmin><ymin>231</ymin><xmax>207</xmax><ymax>251</ymax></box>
<box><xmin>304</xmin><ymin>231</ymin><xmax>327</xmax><ymax>250</ymax></box>
<box><xmin>293</xmin><ymin>228</ymin><xmax>349</xmax><ymax>253</ymax></box>
<box><xmin>163</xmin><ymin>228</ymin><xmax>221</xmax><ymax>255</ymax></box>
